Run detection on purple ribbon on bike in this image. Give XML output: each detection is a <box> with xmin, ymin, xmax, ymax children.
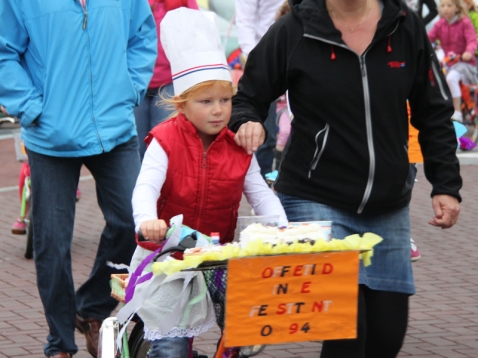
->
<box><xmin>125</xmin><ymin>243</ymin><xmax>165</xmax><ymax>303</ymax></box>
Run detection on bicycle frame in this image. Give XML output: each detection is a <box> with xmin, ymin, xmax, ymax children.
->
<box><xmin>98</xmin><ymin>317</ymin><xmax>124</xmax><ymax>358</ymax></box>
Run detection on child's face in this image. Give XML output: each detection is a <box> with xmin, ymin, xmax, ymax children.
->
<box><xmin>178</xmin><ymin>82</ymin><xmax>232</xmax><ymax>142</ymax></box>
<box><xmin>440</xmin><ymin>0</ymin><xmax>459</xmax><ymax>21</ymax></box>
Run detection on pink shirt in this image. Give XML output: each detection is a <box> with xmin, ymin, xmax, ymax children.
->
<box><xmin>428</xmin><ymin>16</ymin><xmax>477</xmax><ymax>66</ymax></box>
<box><xmin>149</xmin><ymin>0</ymin><xmax>199</xmax><ymax>88</ymax></box>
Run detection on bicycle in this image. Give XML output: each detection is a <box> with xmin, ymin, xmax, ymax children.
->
<box><xmin>436</xmin><ymin>50</ymin><xmax>478</xmax><ymax>150</ymax></box>
<box><xmin>101</xmin><ymin>221</ymin><xmax>372</xmax><ymax>358</ymax></box>
<box><xmin>104</xmin><ymin>231</ymin><xmax>266</xmax><ymax>358</ymax></box>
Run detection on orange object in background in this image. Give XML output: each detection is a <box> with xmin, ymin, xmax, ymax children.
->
<box><xmin>407</xmin><ymin>101</ymin><xmax>424</xmax><ymax>163</ymax></box>
<box><xmin>224</xmin><ymin>251</ymin><xmax>359</xmax><ymax>347</ymax></box>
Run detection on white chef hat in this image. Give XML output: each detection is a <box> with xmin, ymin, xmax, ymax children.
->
<box><xmin>160</xmin><ymin>8</ymin><xmax>231</xmax><ymax>96</ymax></box>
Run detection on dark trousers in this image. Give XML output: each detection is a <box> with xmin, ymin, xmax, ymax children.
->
<box><xmin>28</xmin><ymin>137</ymin><xmax>140</xmax><ymax>356</ymax></box>
<box><xmin>320</xmin><ymin>285</ymin><xmax>409</xmax><ymax>358</ymax></box>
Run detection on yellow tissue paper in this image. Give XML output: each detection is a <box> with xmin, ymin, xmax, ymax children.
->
<box><xmin>152</xmin><ymin>232</ymin><xmax>383</xmax><ymax>276</ymax></box>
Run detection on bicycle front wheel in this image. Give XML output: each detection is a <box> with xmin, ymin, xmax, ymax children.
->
<box><xmin>128</xmin><ymin>320</ymin><xmax>150</xmax><ymax>358</ymax></box>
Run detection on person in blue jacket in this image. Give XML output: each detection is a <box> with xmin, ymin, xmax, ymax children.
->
<box><xmin>0</xmin><ymin>1</ymin><xmax>157</xmax><ymax>357</ymax></box>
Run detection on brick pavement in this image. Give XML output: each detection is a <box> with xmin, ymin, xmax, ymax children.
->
<box><xmin>0</xmin><ymin>134</ymin><xmax>477</xmax><ymax>358</ymax></box>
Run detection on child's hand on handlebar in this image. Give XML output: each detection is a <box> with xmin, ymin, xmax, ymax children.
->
<box><xmin>462</xmin><ymin>51</ymin><xmax>473</xmax><ymax>62</ymax></box>
<box><xmin>139</xmin><ymin>219</ymin><xmax>168</xmax><ymax>243</ymax></box>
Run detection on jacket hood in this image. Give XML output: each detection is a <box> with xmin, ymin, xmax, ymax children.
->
<box><xmin>289</xmin><ymin>0</ymin><xmax>408</xmax><ymax>44</ymax></box>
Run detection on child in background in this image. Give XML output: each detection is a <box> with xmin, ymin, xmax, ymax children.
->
<box><xmin>428</xmin><ymin>0</ymin><xmax>478</xmax><ymax>123</ymax></box>
<box><xmin>130</xmin><ymin>8</ymin><xmax>287</xmax><ymax>357</ymax></box>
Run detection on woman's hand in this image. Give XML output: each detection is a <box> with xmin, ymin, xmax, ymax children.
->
<box><xmin>234</xmin><ymin>121</ymin><xmax>266</xmax><ymax>154</ymax></box>
<box><xmin>428</xmin><ymin>194</ymin><xmax>460</xmax><ymax>229</ymax></box>
<box><xmin>462</xmin><ymin>51</ymin><xmax>473</xmax><ymax>62</ymax></box>
<box><xmin>139</xmin><ymin>219</ymin><xmax>168</xmax><ymax>243</ymax></box>
<box><xmin>0</xmin><ymin>105</ymin><xmax>8</xmax><ymax>115</ymax></box>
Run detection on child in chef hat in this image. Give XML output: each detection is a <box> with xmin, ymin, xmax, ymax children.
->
<box><xmin>128</xmin><ymin>7</ymin><xmax>288</xmax><ymax>357</ymax></box>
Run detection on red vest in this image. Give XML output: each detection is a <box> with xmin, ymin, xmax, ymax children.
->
<box><xmin>138</xmin><ymin>114</ymin><xmax>252</xmax><ymax>251</ymax></box>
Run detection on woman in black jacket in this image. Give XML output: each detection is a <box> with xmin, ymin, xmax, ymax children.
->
<box><xmin>230</xmin><ymin>0</ymin><xmax>461</xmax><ymax>356</ymax></box>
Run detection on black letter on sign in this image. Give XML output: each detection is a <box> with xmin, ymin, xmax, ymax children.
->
<box><xmin>260</xmin><ymin>325</ymin><xmax>273</xmax><ymax>337</ymax></box>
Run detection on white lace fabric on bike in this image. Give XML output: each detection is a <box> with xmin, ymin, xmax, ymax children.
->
<box><xmin>129</xmin><ymin>246</ymin><xmax>216</xmax><ymax>340</ymax></box>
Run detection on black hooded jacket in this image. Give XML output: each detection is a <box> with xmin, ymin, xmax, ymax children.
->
<box><xmin>230</xmin><ymin>0</ymin><xmax>462</xmax><ymax>215</ymax></box>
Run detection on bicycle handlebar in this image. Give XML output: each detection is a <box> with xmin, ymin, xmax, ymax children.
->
<box><xmin>137</xmin><ymin>228</ymin><xmax>199</xmax><ymax>262</ymax></box>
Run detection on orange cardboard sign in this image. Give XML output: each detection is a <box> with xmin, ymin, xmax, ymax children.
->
<box><xmin>224</xmin><ymin>251</ymin><xmax>359</xmax><ymax>346</ymax></box>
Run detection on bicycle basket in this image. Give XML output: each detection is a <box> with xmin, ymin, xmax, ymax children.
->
<box><xmin>202</xmin><ymin>266</ymin><xmax>228</xmax><ymax>331</ymax></box>
<box><xmin>110</xmin><ymin>273</ymin><xmax>129</xmax><ymax>303</ymax></box>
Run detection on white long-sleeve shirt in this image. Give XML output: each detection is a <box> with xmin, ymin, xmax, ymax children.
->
<box><xmin>132</xmin><ymin>138</ymin><xmax>288</xmax><ymax>233</ymax></box>
<box><xmin>234</xmin><ymin>0</ymin><xmax>285</xmax><ymax>56</ymax></box>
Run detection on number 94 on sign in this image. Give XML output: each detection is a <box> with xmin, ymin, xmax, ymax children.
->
<box><xmin>259</xmin><ymin>321</ymin><xmax>311</xmax><ymax>337</ymax></box>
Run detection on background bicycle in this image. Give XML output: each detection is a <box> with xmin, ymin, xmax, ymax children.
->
<box><xmin>9</xmin><ymin>127</ymin><xmax>35</xmax><ymax>259</ymax></box>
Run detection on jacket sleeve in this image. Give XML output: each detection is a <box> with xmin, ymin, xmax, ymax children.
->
<box><xmin>235</xmin><ymin>0</ymin><xmax>260</xmax><ymax>56</ymax></box>
<box><xmin>408</xmin><ymin>20</ymin><xmax>462</xmax><ymax>201</ymax></box>
<box><xmin>0</xmin><ymin>0</ymin><xmax>42</xmax><ymax>125</ymax></box>
<box><xmin>462</xmin><ymin>18</ymin><xmax>477</xmax><ymax>55</ymax></box>
<box><xmin>229</xmin><ymin>16</ymin><xmax>290</xmax><ymax>133</ymax></box>
<box><xmin>128</xmin><ymin>0</ymin><xmax>158</xmax><ymax>106</ymax></box>
<box><xmin>421</xmin><ymin>0</ymin><xmax>438</xmax><ymax>26</ymax></box>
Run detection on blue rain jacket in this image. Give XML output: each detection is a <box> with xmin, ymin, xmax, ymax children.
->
<box><xmin>0</xmin><ymin>0</ymin><xmax>157</xmax><ymax>156</ymax></box>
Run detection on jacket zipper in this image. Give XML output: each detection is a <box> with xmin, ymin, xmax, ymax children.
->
<box><xmin>80</xmin><ymin>0</ymin><xmax>88</xmax><ymax>29</ymax></box>
<box><xmin>304</xmin><ymin>25</ymin><xmax>398</xmax><ymax>213</ymax></box>
<box><xmin>308</xmin><ymin>124</ymin><xmax>330</xmax><ymax>178</ymax></box>
<box><xmin>80</xmin><ymin>0</ymin><xmax>104</xmax><ymax>151</ymax></box>
<box><xmin>157</xmin><ymin>199</ymin><xmax>167</xmax><ymax>216</ymax></box>
<box><xmin>195</xmin><ymin>152</ymin><xmax>208</xmax><ymax>230</ymax></box>
<box><xmin>357</xmin><ymin>53</ymin><xmax>375</xmax><ymax>214</ymax></box>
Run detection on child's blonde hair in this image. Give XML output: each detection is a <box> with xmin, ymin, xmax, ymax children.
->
<box><xmin>441</xmin><ymin>0</ymin><xmax>469</xmax><ymax>19</ymax></box>
<box><xmin>463</xmin><ymin>0</ymin><xmax>477</xmax><ymax>12</ymax></box>
<box><xmin>158</xmin><ymin>80</ymin><xmax>236</xmax><ymax>118</ymax></box>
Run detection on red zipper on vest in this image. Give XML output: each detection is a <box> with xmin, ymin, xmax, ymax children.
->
<box><xmin>195</xmin><ymin>152</ymin><xmax>208</xmax><ymax>230</ymax></box>
<box><xmin>157</xmin><ymin>198</ymin><xmax>167</xmax><ymax>217</ymax></box>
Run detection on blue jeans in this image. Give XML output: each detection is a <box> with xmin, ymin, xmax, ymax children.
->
<box><xmin>148</xmin><ymin>337</ymin><xmax>190</xmax><ymax>358</ymax></box>
<box><xmin>278</xmin><ymin>193</ymin><xmax>412</xmax><ymax>357</ymax></box>
<box><xmin>27</xmin><ymin>137</ymin><xmax>140</xmax><ymax>356</ymax></box>
<box><xmin>277</xmin><ymin>192</ymin><xmax>414</xmax><ymax>295</ymax></box>
<box><xmin>134</xmin><ymin>84</ymin><xmax>174</xmax><ymax>160</ymax></box>
<box><xmin>256</xmin><ymin>102</ymin><xmax>277</xmax><ymax>178</ymax></box>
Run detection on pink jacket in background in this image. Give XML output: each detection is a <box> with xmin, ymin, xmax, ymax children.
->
<box><xmin>149</xmin><ymin>0</ymin><xmax>199</xmax><ymax>88</ymax></box>
<box><xmin>428</xmin><ymin>16</ymin><xmax>477</xmax><ymax>66</ymax></box>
